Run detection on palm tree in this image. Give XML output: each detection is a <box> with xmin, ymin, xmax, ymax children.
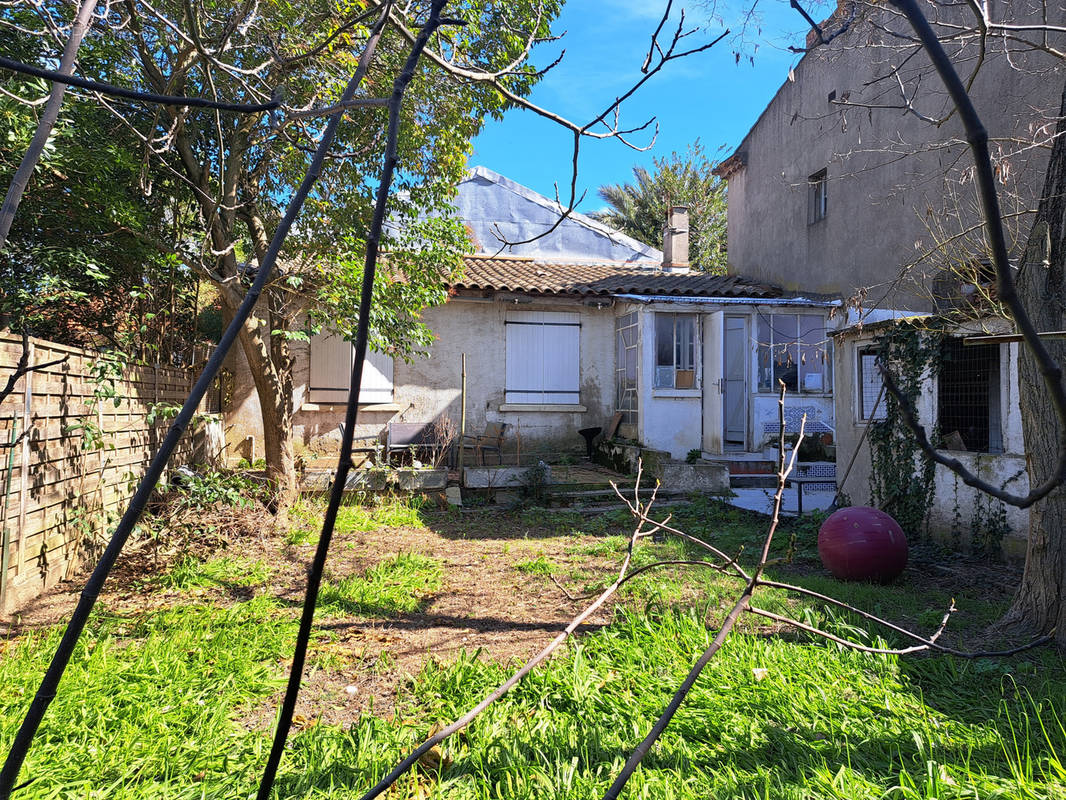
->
<box><xmin>593</xmin><ymin>142</ymin><xmax>727</xmax><ymax>273</ymax></box>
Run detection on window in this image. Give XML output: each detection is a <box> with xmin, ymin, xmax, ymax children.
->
<box><xmin>757</xmin><ymin>313</ymin><xmax>831</xmax><ymax>393</ymax></box>
<box><xmin>615</xmin><ymin>312</ymin><xmax>639</xmax><ymax>426</ymax></box>
<box><xmin>505</xmin><ymin>311</ymin><xmax>580</xmax><ymax>404</ymax></box>
<box><xmin>857</xmin><ymin>348</ymin><xmax>887</xmax><ymax>421</ymax></box>
<box><xmin>309</xmin><ymin>329</ymin><xmax>393</xmax><ymax>404</ymax></box>
<box><xmin>938</xmin><ymin>338</ymin><xmax>1002</xmax><ymax>453</ymax></box>
<box><xmin>808</xmin><ymin>168</ymin><xmax>827</xmax><ymax>224</ymax></box>
<box><xmin>654</xmin><ymin>313</ymin><xmax>697</xmax><ymax>389</ymax></box>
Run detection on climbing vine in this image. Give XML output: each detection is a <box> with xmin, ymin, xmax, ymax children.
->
<box><xmin>867</xmin><ymin>323</ymin><xmax>942</xmax><ymax>540</ymax></box>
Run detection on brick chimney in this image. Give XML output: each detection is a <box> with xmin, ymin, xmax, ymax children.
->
<box><xmin>662</xmin><ymin>206</ymin><xmax>690</xmax><ymax>274</ymax></box>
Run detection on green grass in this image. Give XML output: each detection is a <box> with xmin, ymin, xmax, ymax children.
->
<box><xmin>514</xmin><ymin>555</ymin><xmax>557</xmax><ymax>576</ymax></box>
<box><xmin>3</xmin><ymin>502</ymin><xmax>1065</xmax><ymax>799</ymax></box>
<box><xmin>336</xmin><ymin>497</ymin><xmax>428</xmax><ymax>531</ymax></box>
<box><xmin>317</xmin><ymin>552</ymin><xmax>442</xmax><ymax>616</ymax></box>
<box><xmin>286</xmin><ymin>497</ymin><xmax>428</xmax><ymax>545</ymax></box>
<box><xmin>159</xmin><ymin>555</ymin><xmax>272</xmax><ymax>590</ymax></box>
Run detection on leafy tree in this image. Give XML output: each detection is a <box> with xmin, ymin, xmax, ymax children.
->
<box><xmin>2</xmin><ymin>0</ymin><xmax>560</xmax><ymax>503</ymax></box>
<box><xmin>0</xmin><ymin>19</ymin><xmax>202</xmax><ymax>358</ymax></box>
<box><xmin>592</xmin><ymin>142</ymin><xmax>727</xmax><ymax>272</ymax></box>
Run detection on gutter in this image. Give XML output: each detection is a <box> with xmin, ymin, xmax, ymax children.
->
<box><xmin>612</xmin><ymin>294</ymin><xmax>841</xmax><ymax>308</ymax></box>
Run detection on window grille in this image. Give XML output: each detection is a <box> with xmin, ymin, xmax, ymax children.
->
<box><xmin>937</xmin><ymin>338</ymin><xmax>1002</xmax><ymax>453</ymax></box>
<box><xmin>857</xmin><ymin>349</ymin><xmax>887</xmax><ymax>421</ymax></box>
<box><xmin>615</xmin><ymin>312</ymin><xmax>639</xmax><ymax>427</ymax></box>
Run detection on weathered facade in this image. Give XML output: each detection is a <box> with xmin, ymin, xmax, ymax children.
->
<box><xmin>833</xmin><ymin>317</ymin><xmax>1029</xmax><ymax>558</ymax></box>
<box><xmin>292</xmin><ymin>257</ymin><xmax>836</xmax><ymax>462</ymax></box>
<box><xmin>718</xmin><ymin>1</ymin><xmax>1064</xmax><ymax>311</ymax></box>
<box><xmin>717</xmin><ymin>1</ymin><xmax>1066</xmax><ymax>552</ymax></box>
<box><xmin>226</xmin><ymin>169</ymin><xmax>838</xmax><ymax>466</ymax></box>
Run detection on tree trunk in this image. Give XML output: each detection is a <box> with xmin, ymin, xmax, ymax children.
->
<box><xmin>238</xmin><ymin>312</ymin><xmax>297</xmax><ymax>509</ymax></box>
<box><xmin>216</xmin><ymin>287</ymin><xmax>298</xmax><ymax>510</ymax></box>
<box><xmin>1002</xmin><ymin>80</ymin><xmax>1066</xmax><ymax>647</ymax></box>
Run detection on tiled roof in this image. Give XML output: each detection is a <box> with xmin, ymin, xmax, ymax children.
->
<box><xmin>454</xmin><ymin>255</ymin><xmax>782</xmax><ymax>298</ymax></box>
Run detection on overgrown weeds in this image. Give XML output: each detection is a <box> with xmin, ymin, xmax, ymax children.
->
<box><xmin>4</xmin><ymin>497</ymin><xmax>1064</xmax><ymax>799</ymax></box>
<box><xmin>318</xmin><ymin>553</ymin><xmax>442</xmax><ymax>616</ymax></box>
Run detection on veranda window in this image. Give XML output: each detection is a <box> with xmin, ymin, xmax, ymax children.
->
<box><xmin>756</xmin><ymin>313</ymin><xmax>830</xmax><ymax>393</ymax></box>
<box><xmin>655</xmin><ymin>313</ymin><xmax>697</xmax><ymax>389</ymax></box>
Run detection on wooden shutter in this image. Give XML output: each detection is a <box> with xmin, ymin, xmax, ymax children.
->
<box><xmin>309</xmin><ymin>330</ymin><xmax>393</xmax><ymax>404</ymax></box>
<box><xmin>505</xmin><ymin>311</ymin><xmax>580</xmax><ymax>404</ymax></box>
<box><xmin>360</xmin><ymin>348</ymin><xmax>394</xmax><ymax>403</ymax></box>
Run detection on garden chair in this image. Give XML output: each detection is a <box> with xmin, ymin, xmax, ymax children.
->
<box><xmin>336</xmin><ymin>423</ymin><xmax>383</xmax><ymax>465</ymax></box>
<box><xmin>386</xmin><ymin>421</ymin><xmax>445</xmax><ymax>465</ymax></box>
<box><xmin>459</xmin><ymin>422</ymin><xmax>507</xmax><ymax>465</ymax></box>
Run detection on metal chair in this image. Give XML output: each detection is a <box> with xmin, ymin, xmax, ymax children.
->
<box><xmin>460</xmin><ymin>422</ymin><xmax>507</xmax><ymax>465</ymax></box>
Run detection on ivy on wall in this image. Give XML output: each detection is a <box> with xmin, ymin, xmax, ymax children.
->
<box><xmin>868</xmin><ymin>323</ymin><xmax>941</xmax><ymax>539</ymax></box>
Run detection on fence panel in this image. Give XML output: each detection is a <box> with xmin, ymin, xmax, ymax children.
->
<box><xmin>0</xmin><ymin>334</ymin><xmax>205</xmax><ymax>614</ymax></box>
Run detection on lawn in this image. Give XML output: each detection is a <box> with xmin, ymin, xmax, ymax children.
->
<box><xmin>1</xmin><ymin>486</ymin><xmax>1063</xmax><ymax>799</ymax></box>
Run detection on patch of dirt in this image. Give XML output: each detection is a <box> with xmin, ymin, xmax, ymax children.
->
<box><xmin>3</xmin><ymin>502</ymin><xmax>626</xmax><ymax>728</ymax></box>
<box><xmin>4</xmin><ymin>499</ymin><xmax>1033</xmax><ymax>731</ymax></box>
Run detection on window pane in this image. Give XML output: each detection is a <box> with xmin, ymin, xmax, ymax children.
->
<box><xmin>772</xmin><ymin>314</ymin><xmax>799</xmax><ymax>392</ymax></box>
<box><xmin>799</xmin><ymin>315</ymin><xmax>825</xmax><ymax>392</ymax></box>
<box><xmin>676</xmin><ymin>316</ymin><xmax>695</xmax><ymax>371</ymax></box>
<box><xmin>656</xmin><ymin>314</ymin><xmax>674</xmax><ymax>368</ymax></box>
<box><xmin>757</xmin><ymin>316</ymin><xmax>772</xmax><ymax>392</ymax></box>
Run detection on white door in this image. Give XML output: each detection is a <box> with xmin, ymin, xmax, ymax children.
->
<box><xmin>701</xmin><ymin>311</ymin><xmax>724</xmax><ymax>454</ymax></box>
<box><xmin>724</xmin><ymin>315</ymin><xmax>748</xmax><ymax>446</ymax></box>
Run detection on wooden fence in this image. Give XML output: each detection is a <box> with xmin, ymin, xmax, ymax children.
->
<box><xmin>0</xmin><ymin>334</ymin><xmax>206</xmax><ymax>614</ymax></box>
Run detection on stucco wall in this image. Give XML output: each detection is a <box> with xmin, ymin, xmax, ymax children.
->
<box><xmin>725</xmin><ymin>3</ymin><xmax>1063</xmax><ymax>310</ymax></box>
<box><xmin>834</xmin><ymin>326</ymin><xmax>1029</xmax><ymax>559</ymax></box>
<box><xmin>225</xmin><ymin>297</ymin><xmax>617</xmax><ymax>462</ymax></box>
<box><xmin>398</xmin><ymin>298</ymin><xmax>616</xmax><ymax>458</ymax></box>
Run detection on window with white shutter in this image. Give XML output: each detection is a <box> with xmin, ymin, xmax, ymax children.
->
<box><xmin>309</xmin><ymin>330</ymin><xmax>394</xmax><ymax>404</ymax></box>
<box><xmin>505</xmin><ymin>311</ymin><xmax>580</xmax><ymax>404</ymax></box>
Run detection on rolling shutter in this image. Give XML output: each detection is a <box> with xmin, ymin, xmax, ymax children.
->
<box><xmin>505</xmin><ymin>311</ymin><xmax>580</xmax><ymax>404</ymax></box>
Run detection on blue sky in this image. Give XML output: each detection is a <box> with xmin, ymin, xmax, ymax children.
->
<box><xmin>470</xmin><ymin>0</ymin><xmax>816</xmax><ymax>211</ymax></box>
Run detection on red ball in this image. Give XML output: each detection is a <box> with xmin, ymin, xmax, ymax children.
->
<box><xmin>817</xmin><ymin>506</ymin><xmax>908</xmax><ymax>583</ymax></box>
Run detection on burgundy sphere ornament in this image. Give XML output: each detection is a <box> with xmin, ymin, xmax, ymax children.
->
<box><xmin>817</xmin><ymin>506</ymin><xmax>908</xmax><ymax>583</ymax></box>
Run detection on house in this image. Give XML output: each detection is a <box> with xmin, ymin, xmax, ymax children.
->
<box><xmin>224</xmin><ymin>168</ymin><xmax>839</xmax><ymax>466</ymax></box>
<box><xmin>831</xmin><ymin>314</ymin><xmax>1029</xmax><ymax>557</ymax></box>
<box><xmin>715</xmin><ymin>0</ymin><xmax>1064</xmax><ymax>553</ymax></box>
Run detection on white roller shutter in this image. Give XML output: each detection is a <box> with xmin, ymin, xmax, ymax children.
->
<box><xmin>309</xmin><ymin>330</ymin><xmax>393</xmax><ymax>404</ymax></box>
<box><xmin>505</xmin><ymin>310</ymin><xmax>580</xmax><ymax>404</ymax></box>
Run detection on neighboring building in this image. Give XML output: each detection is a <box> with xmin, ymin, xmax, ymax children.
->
<box><xmin>224</xmin><ymin>169</ymin><xmax>838</xmax><ymax>464</ymax></box>
<box><xmin>716</xmin><ymin>0</ymin><xmax>1064</xmax><ymax>553</ymax></box>
<box><xmin>716</xmin><ymin>0</ymin><xmax>1063</xmax><ymax>312</ymax></box>
<box><xmin>833</xmin><ymin>315</ymin><xmax>1029</xmax><ymax>558</ymax></box>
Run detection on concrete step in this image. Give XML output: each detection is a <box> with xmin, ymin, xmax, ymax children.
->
<box><xmin>730</xmin><ymin>474</ymin><xmax>779</xmax><ymax>489</ymax></box>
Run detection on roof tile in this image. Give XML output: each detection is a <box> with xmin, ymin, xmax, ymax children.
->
<box><xmin>454</xmin><ymin>256</ymin><xmax>781</xmax><ymax>298</ymax></box>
